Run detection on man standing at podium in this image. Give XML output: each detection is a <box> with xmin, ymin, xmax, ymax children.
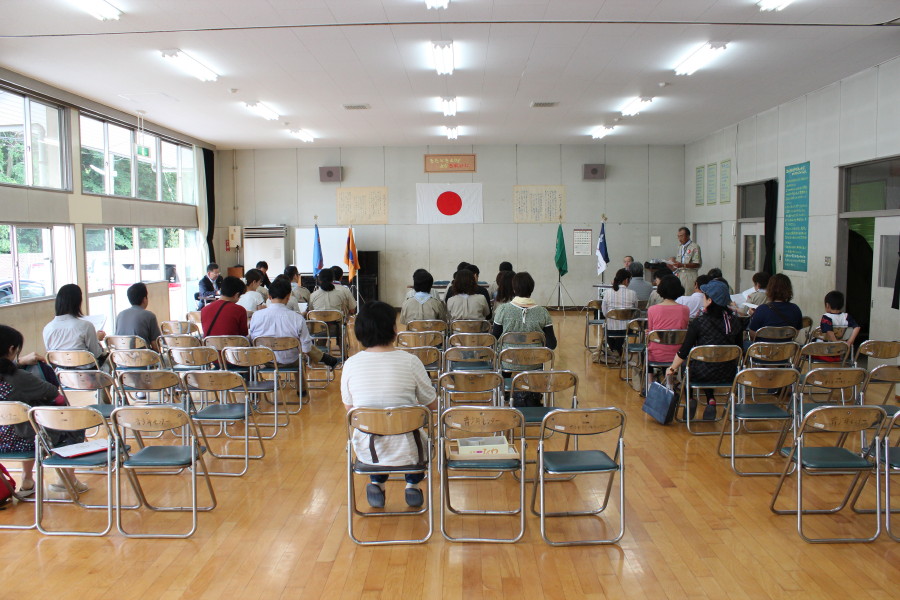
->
<box><xmin>670</xmin><ymin>227</ymin><xmax>702</xmax><ymax>294</ymax></box>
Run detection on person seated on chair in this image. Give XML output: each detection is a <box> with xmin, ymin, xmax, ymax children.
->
<box><xmin>811</xmin><ymin>290</ymin><xmax>861</xmax><ymax>361</ymax></box>
<box><xmin>266</xmin><ymin>274</ymin><xmax>304</xmax><ymax>314</ymax></box>
<box><xmin>494</xmin><ymin>269</ymin><xmax>515</xmax><ymax>309</ymax></box>
<box><xmin>447</xmin><ymin>269</ymin><xmax>491</xmax><ymax>322</ymax></box>
<box><xmin>707</xmin><ymin>268</ymin><xmax>734</xmax><ymax>294</ymax></box>
<box><xmin>646</xmin><ymin>275</ymin><xmax>688</xmax><ymax>385</ymax></box>
<box><xmin>444</xmin><ymin>261</ymin><xmax>470</xmax><ymax>301</ymax></box>
<box><xmin>342</xmin><ymin>301</ymin><xmax>438</xmax><ymax>508</ymax></box>
<box><xmin>200</xmin><ymin>276</ymin><xmax>248</xmax><ymax>338</ymax></box>
<box><xmin>283</xmin><ymin>265</ymin><xmax>311</xmax><ymax>304</ymax></box>
<box><xmin>237</xmin><ymin>269</ymin><xmax>266</xmax><ymax>315</ymax></box>
<box><xmin>197</xmin><ymin>263</ymin><xmax>222</xmax><ymax>309</ymax></box>
<box><xmin>331</xmin><ymin>265</ymin><xmax>357</xmax><ymax>313</ymax></box>
<box><xmin>400</xmin><ymin>269</ymin><xmax>449</xmax><ymax>325</ymax></box>
<box><xmin>627</xmin><ymin>261</ymin><xmax>653</xmax><ymax>302</ymax></box>
<box><xmin>745</xmin><ymin>272</ymin><xmax>770</xmax><ymax>307</ymax></box>
<box><xmin>488</xmin><ymin>261</ymin><xmax>513</xmax><ymax>300</ymax></box>
<box><xmin>256</xmin><ymin>261</ymin><xmax>272</xmax><ymax>288</ymax></box>
<box><xmin>310</xmin><ymin>270</ymin><xmax>356</xmax><ymax>316</ymax></box>
<box><xmin>248</xmin><ymin>279</ymin><xmax>339</xmax><ymax>369</ymax></box>
<box><xmin>666</xmin><ymin>280</ymin><xmax>743</xmax><ymax>421</ymax></box>
<box><xmin>601</xmin><ymin>268</ymin><xmax>638</xmax><ymax>356</ymax></box>
<box><xmin>647</xmin><ymin>266</ymin><xmax>673</xmax><ymax>308</ymax></box>
<box><xmin>445</xmin><ymin>263</ymin><xmax>492</xmax><ymax>318</ymax></box>
<box><xmin>747</xmin><ymin>273</ymin><xmax>803</xmax><ymax>342</ymax></box>
<box><xmin>114</xmin><ymin>282</ymin><xmax>161</xmax><ymax>350</ymax></box>
<box><xmin>491</xmin><ymin>271</ymin><xmax>557</xmax><ymax>352</ymax></box>
<box><xmin>1</xmin><ymin>325</ymin><xmax>86</xmax><ymax>497</ymax></box>
<box><xmin>43</xmin><ymin>283</ymin><xmax>107</xmax><ymax>365</ymax></box>
<box><xmin>623</xmin><ymin>255</ymin><xmax>634</xmax><ymax>269</ymax></box>
<box><xmin>676</xmin><ymin>274</ymin><xmax>710</xmax><ymax>319</ymax></box>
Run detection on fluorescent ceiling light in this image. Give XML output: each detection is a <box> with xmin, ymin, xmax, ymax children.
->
<box><xmin>674</xmin><ymin>42</ymin><xmax>727</xmax><ymax>76</ymax></box>
<box><xmin>73</xmin><ymin>0</ymin><xmax>122</xmax><ymax>21</ymax></box>
<box><xmin>243</xmin><ymin>102</ymin><xmax>279</xmax><ymax>121</ymax></box>
<box><xmin>290</xmin><ymin>129</ymin><xmax>315</xmax><ymax>143</ymax></box>
<box><xmin>620</xmin><ymin>96</ymin><xmax>653</xmax><ymax>117</ymax></box>
<box><xmin>160</xmin><ymin>49</ymin><xmax>219</xmax><ymax>82</ymax></box>
<box><xmin>432</xmin><ymin>41</ymin><xmax>455</xmax><ymax>75</ymax></box>
<box><xmin>590</xmin><ymin>126</ymin><xmax>615</xmax><ymax>140</ymax></box>
<box><xmin>440</xmin><ymin>97</ymin><xmax>457</xmax><ymax>117</ymax></box>
<box><xmin>444</xmin><ymin>126</ymin><xmax>458</xmax><ymax>140</ymax></box>
<box><xmin>758</xmin><ymin>0</ymin><xmax>794</xmax><ymax>10</ymax></box>
<box><xmin>425</xmin><ymin>0</ymin><xmax>450</xmax><ymax>8</ymax></box>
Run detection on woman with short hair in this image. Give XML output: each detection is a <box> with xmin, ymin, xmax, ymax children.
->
<box><xmin>747</xmin><ymin>273</ymin><xmax>803</xmax><ymax>342</ymax></box>
<box><xmin>601</xmin><ymin>268</ymin><xmax>639</xmax><ymax>355</ymax></box>
<box><xmin>446</xmin><ymin>268</ymin><xmax>490</xmax><ymax>321</ymax></box>
<box><xmin>646</xmin><ymin>275</ymin><xmax>689</xmax><ymax>383</ymax></box>
<box><xmin>400</xmin><ymin>269</ymin><xmax>449</xmax><ymax>325</ymax></box>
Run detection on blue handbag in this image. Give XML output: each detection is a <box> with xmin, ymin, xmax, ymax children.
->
<box><xmin>642</xmin><ymin>381</ymin><xmax>676</xmax><ymax>425</ymax></box>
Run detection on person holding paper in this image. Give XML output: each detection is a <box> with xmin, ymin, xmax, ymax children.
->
<box><xmin>43</xmin><ymin>284</ymin><xmax>106</xmax><ymax>363</ymax></box>
<box><xmin>669</xmin><ymin>227</ymin><xmax>702</xmax><ymax>294</ymax></box>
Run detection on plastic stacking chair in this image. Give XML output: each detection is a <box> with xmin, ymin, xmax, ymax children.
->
<box><xmin>399</xmin><ymin>346</ymin><xmax>442</xmax><ymax>387</ymax></box>
<box><xmin>716</xmin><ymin>368</ymin><xmax>800</xmax><ymax>476</ymax></box>
<box><xmin>448</xmin><ymin>332</ymin><xmax>496</xmax><ymax>349</ymax></box>
<box><xmin>450</xmin><ymin>319</ymin><xmax>491</xmax><ymax>334</ymax></box>
<box><xmin>111</xmin><ymin>405</ymin><xmax>217</xmax><ymax>538</ymax></box>
<box><xmin>438</xmin><ymin>370</ymin><xmax>503</xmax><ymax>414</ymax></box>
<box><xmin>0</xmin><ymin>401</ymin><xmax>37</xmax><ymax>530</ymax></box>
<box><xmin>854</xmin><ymin>340</ymin><xmax>900</xmax><ymax>368</ymax></box>
<box><xmin>439</xmin><ymin>407</ymin><xmax>526</xmax><ymax>543</ymax></box>
<box><xmin>307</xmin><ymin>309</ymin><xmax>346</xmax><ymax>362</ymax></box>
<box><xmin>252</xmin><ymin>336</ymin><xmax>305</xmax><ymax>412</ymax></box>
<box><xmin>442</xmin><ymin>346</ymin><xmax>495</xmax><ymax>373</ymax></box>
<box><xmin>28</xmin><ymin>406</ymin><xmax>118</xmax><ymax>536</ymax></box>
<box><xmin>618</xmin><ymin>318</ymin><xmax>646</xmax><ymax>389</ymax></box>
<box><xmin>304</xmin><ymin>320</ymin><xmax>335</xmax><ymax>389</ymax></box>
<box><xmin>770</xmin><ymin>405</ymin><xmax>885</xmax><ymax>543</ymax></box>
<box><xmin>396</xmin><ymin>330</ymin><xmax>444</xmax><ymax>349</ymax></box>
<box><xmin>532</xmin><ymin>407</ymin><xmax>626</xmax><ymax>546</ymax></box>
<box><xmin>677</xmin><ymin>345</ymin><xmax>743</xmax><ymax>435</ymax></box>
<box><xmin>346</xmin><ymin>405</ymin><xmax>433</xmax><ymax>545</ymax></box>
<box><xmin>583</xmin><ymin>300</ymin><xmax>604</xmax><ymax>349</ymax></box>
<box><xmin>798</xmin><ymin>341</ymin><xmax>850</xmax><ymax>371</ymax></box>
<box><xmin>180</xmin><ymin>371</ymin><xmax>265</xmax><ymax>477</ymax></box>
<box><xmin>105</xmin><ymin>335</ymin><xmax>147</xmax><ymax>351</ymax></box>
<box><xmin>222</xmin><ymin>346</ymin><xmax>287</xmax><ymax>438</ymax></box>
<box><xmin>643</xmin><ymin>329</ymin><xmax>688</xmax><ymax>396</ymax></box>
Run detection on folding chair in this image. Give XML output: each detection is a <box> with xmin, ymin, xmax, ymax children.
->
<box><xmin>159</xmin><ymin>334</ymin><xmax>201</xmax><ymax>369</ymax></box>
<box><xmin>204</xmin><ymin>335</ymin><xmax>250</xmax><ymax>368</ymax></box>
<box><xmin>510</xmin><ymin>370</ymin><xmax>577</xmax><ymax>481</ymax></box>
<box><xmin>222</xmin><ymin>346</ymin><xmax>287</xmax><ymax>438</ymax></box>
<box><xmin>399</xmin><ymin>346</ymin><xmax>442</xmax><ymax>388</ymax></box>
<box><xmin>168</xmin><ymin>345</ymin><xmax>218</xmax><ymax>372</ymax></box>
<box><xmin>716</xmin><ymin>368</ymin><xmax>800</xmax><ymax>476</ymax></box>
<box><xmin>346</xmin><ymin>405</ymin><xmax>433</xmax><ymax>545</ymax></box>
<box><xmin>304</xmin><ymin>320</ymin><xmax>335</xmax><ymax>389</ymax></box>
<box><xmin>46</xmin><ymin>350</ymin><xmax>99</xmax><ymax>372</ymax></box>
<box><xmin>598</xmin><ymin>308</ymin><xmax>640</xmax><ymax>366</ymax></box>
<box><xmin>884</xmin><ymin>409</ymin><xmax>900</xmax><ymax>541</ymax></box>
<box><xmin>618</xmin><ymin>318</ymin><xmax>646</xmax><ymax>389</ymax></box>
<box><xmin>438</xmin><ymin>370</ymin><xmax>503</xmax><ymax>414</ymax></box>
<box><xmin>499</xmin><ymin>347</ymin><xmax>554</xmax><ymax>395</ymax></box>
<box><xmin>408</xmin><ymin>319</ymin><xmax>448</xmax><ymax>337</ymax></box>
<box><xmin>307</xmin><ymin>309</ymin><xmax>346</xmax><ymax>362</ymax></box>
<box><xmin>161</xmin><ymin>320</ymin><xmax>200</xmax><ymax>337</ymax></box>
<box><xmin>584</xmin><ymin>299</ymin><xmax>604</xmax><ymax>349</ymax></box>
<box><xmin>396</xmin><ymin>330</ymin><xmax>444</xmax><ymax>349</ymax></box>
<box><xmin>770</xmin><ymin>405</ymin><xmax>885</xmax><ymax>543</ymax></box>
<box><xmin>743</xmin><ymin>341</ymin><xmax>800</xmax><ymax>369</ymax></box>
<box><xmin>442</xmin><ymin>346</ymin><xmax>495</xmax><ymax>374</ymax></box>
<box><xmin>532</xmin><ymin>407</ymin><xmax>626</xmax><ymax>546</ymax></box>
<box><xmin>180</xmin><ymin>370</ymin><xmax>265</xmax><ymax>477</ymax></box>
<box><xmin>497</xmin><ymin>330</ymin><xmax>545</xmax><ymax>351</ymax></box>
<box><xmin>108</xmin><ymin>349</ymin><xmax>163</xmax><ymax>406</ymax></box>
<box><xmin>28</xmin><ymin>406</ymin><xmax>117</xmax><ymax>536</ymax></box>
<box><xmin>439</xmin><ymin>407</ymin><xmax>525</xmax><ymax>543</ymax></box>
<box><xmin>105</xmin><ymin>335</ymin><xmax>147</xmax><ymax>351</ymax></box>
<box><xmin>677</xmin><ymin>345</ymin><xmax>743</xmax><ymax>435</ymax></box>
<box><xmin>56</xmin><ymin>370</ymin><xmax>118</xmax><ymax>419</ymax></box>
<box><xmin>252</xmin><ymin>335</ymin><xmax>305</xmax><ymax>412</ymax></box>
<box><xmin>450</xmin><ymin>319</ymin><xmax>491</xmax><ymax>334</ymax></box>
<box><xmin>448</xmin><ymin>332</ymin><xmax>496</xmax><ymax>349</ymax></box>
<box><xmin>796</xmin><ymin>367</ymin><xmax>867</xmax><ymax>427</ymax></box>
<box><xmin>643</xmin><ymin>329</ymin><xmax>688</xmax><ymax>396</ymax></box>
<box><xmin>750</xmin><ymin>326</ymin><xmax>798</xmax><ymax>344</ymax></box>
<box><xmin>0</xmin><ymin>401</ymin><xmax>37</xmax><ymax>529</ymax></box>
<box><xmin>112</xmin><ymin>405</ymin><xmax>216</xmax><ymax>538</ymax></box>
<box><xmin>798</xmin><ymin>341</ymin><xmax>851</xmax><ymax>371</ymax></box>
<box><xmin>854</xmin><ymin>340</ymin><xmax>900</xmax><ymax>368</ymax></box>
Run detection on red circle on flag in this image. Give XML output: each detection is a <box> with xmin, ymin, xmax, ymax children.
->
<box><xmin>436</xmin><ymin>191</ymin><xmax>462</xmax><ymax>216</ymax></box>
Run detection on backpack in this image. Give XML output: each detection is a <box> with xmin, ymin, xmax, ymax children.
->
<box><xmin>0</xmin><ymin>464</ymin><xmax>16</xmax><ymax>507</ymax></box>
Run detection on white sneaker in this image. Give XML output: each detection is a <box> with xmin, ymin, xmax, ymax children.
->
<box><xmin>49</xmin><ymin>480</ymin><xmax>90</xmax><ymax>494</ymax></box>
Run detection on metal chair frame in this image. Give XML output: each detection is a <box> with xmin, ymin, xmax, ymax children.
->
<box><xmin>346</xmin><ymin>405</ymin><xmax>433</xmax><ymax>545</ymax></box>
<box><xmin>46</xmin><ymin>350</ymin><xmax>100</xmax><ymax>372</ymax></box>
<box><xmin>643</xmin><ymin>329</ymin><xmax>688</xmax><ymax>396</ymax></box>
<box><xmin>304</xmin><ymin>320</ymin><xmax>335</xmax><ymax>389</ymax></box>
<box><xmin>618</xmin><ymin>318</ymin><xmax>646</xmax><ymax>389</ymax></box>
<box><xmin>884</xmin><ymin>411</ymin><xmax>900</xmax><ymax>541</ymax></box>
<box><xmin>597</xmin><ymin>308</ymin><xmax>640</xmax><ymax>367</ymax></box>
<box><xmin>0</xmin><ymin>401</ymin><xmax>37</xmax><ymax>529</ymax></box>
<box><xmin>161</xmin><ymin>320</ymin><xmax>201</xmax><ymax>337</ymax></box>
<box><xmin>749</xmin><ymin>326</ymin><xmax>798</xmax><ymax>344</ymax></box>
<box><xmin>396</xmin><ymin>330</ymin><xmax>445</xmax><ymax>349</ymax></box>
<box><xmin>442</xmin><ymin>345</ymin><xmax>496</xmax><ymax>375</ymax></box>
<box><xmin>252</xmin><ymin>336</ymin><xmax>305</xmax><ymax>412</ymax></box>
<box><xmin>677</xmin><ymin>345</ymin><xmax>743</xmax><ymax>436</ymax></box>
<box><xmin>439</xmin><ymin>407</ymin><xmax>526</xmax><ymax>543</ymax></box>
<box><xmin>448</xmin><ymin>332</ymin><xmax>496</xmax><ymax>349</ymax></box>
<box><xmin>795</xmin><ymin>367</ymin><xmax>867</xmax><ymax>430</ymax></box>
<box><xmin>223</xmin><ymin>346</ymin><xmax>287</xmax><ymax>438</ymax></box>
<box><xmin>437</xmin><ymin>370</ymin><xmax>504</xmax><ymax>414</ymax></box>
<box><xmin>105</xmin><ymin>335</ymin><xmax>148</xmax><ymax>351</ymax></box>
<box><xmin>399</xmin><ymin>346</ymin><xmax>442</xmax><ymax>388</ymax></box>
<box><xmin>533</xmin><ymin>407</ymin><xmax>626</xmax><ymax>546</ymax></box>
<box><xmin>854</xmin><ymin>340</ymin><xmax>900</xmax><ymax>368</ymax></box>
<box><xmin>450</xmin><ymin>319</ymin><xmax>491</xmax><ymax>334</ymax></box>
<box><xmin>307</xmin><ymin>309</ymin><xmax>347</xmax><ymax>363</ymax></box>
<box><xmin>584</xmin><ymin>299</ymin><xmax>604</xmax><ymax>349</ymax></box>
<box><xmin>798</xmin><ymin>340</ymin><xmax>851</xmax><ymax>371</ymax></box>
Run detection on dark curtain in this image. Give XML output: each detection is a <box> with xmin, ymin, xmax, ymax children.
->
<box><xmin>202</xmin><ymin>148</ymin><xmax>216</xmax><ymax>263</ymax></box>
<box><xmin>762</xmin><ymin>180</ymin><xmax>778</xmax><ymax>274</ymax></box>
<box><xmin>892</xmin><ymin>237</ymin><xmax>899</xmax><ymax>310</ymax></box>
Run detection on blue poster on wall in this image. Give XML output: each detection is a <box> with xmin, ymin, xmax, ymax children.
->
<box><xmin>783</xmin><ymin>161</ymin><xmax>810</xmax><ymax>272</ymax></box>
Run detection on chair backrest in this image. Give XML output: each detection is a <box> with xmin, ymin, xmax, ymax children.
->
<box><xmin>511</xmin><ymin>370</ymin><xmax>577</xmax><ymax>395</ymax></box>
<box><xmin>498</xmin><ymin>347</ymin><xmax>554</xmax><ymax>372</ymax></box>
<box><xmin>159</xmin><ymin>334</ymin><xmax>202</xmax><ymax>349</ymax></box>
<box><xmin>109</xmin><ymin>349</ymin><xmax>162</xmax><ymax>369</ymax></box>
<box><xmin>686</xmin><ymin>345</ymin><xmax>742</xmax><ymax>365</ymax></box>
<box><xmin>46</xmin><ymin>350</ymin><xmax>99</xmax><ymax>370</ymax></box>
<box><xmin>168</xmin><ymin>346</ymin><xmax>219</xmax><ymax>368</ymax></box>
<box><xmin>222</xmin><ymin>346</ymin><xmax>276</xmax><ymax>368</ymax></box>
<box><xmin>252</xmin><ymin>336</ymin><xmax>300</xmax><ymax>351</ymax></box>
<box><xmin>754</xmin><ymin>326</ymin><xmax>798</xmax><ymax>341</ymax></box>
<box><xmin>606</xmin><ymin>308</ymin><xmax>640</xmax><ymax>321</ymax></box>
<box><xmin>118</xmin><ymin>370</ymin><xmax>181</xmax><ymax>393</ymax></box>
<box><xmin>637</xmin><ymin>299</ymin><xmax>649</xmax><ymax>310</ymax></box>
<box><xmin>801</xmin><ymin>367</ymin><xmax>867</xmax><ymax>391</ymax></box>
<box><xmin>442</xmin><ymin>406</ymin><xmax>523</xmax><ymax>436</ymax></box>
<box><xmin>646</xmin><ymin>329</ymin><xmax>688</xmax><ymax>346</ymax></box>
<box><xmin>56</xmin><ymin>369</ymin><xmax>116</xmax><ymax>393</ymax></box>
<box><xmin>799</xmin><ymin>341</ymin><xmax>850</xmax><ymax>364</ymax></box>
<box><xmin>625</xmin><ymin>318</ymin><xmax>646</xmax><ymax>340</ymax></box>
<box><xmin>399</xmin><ymin>346</ymin><xmax>441</xmax><ymax>369</ymax></box>
<box><xmin>856</xmin><ymin>340</ymin><xmax>900</xmax><ymax>361</ymax></box>
<box><xmin>443</xmin><ymin>346</ymin><xmax>495</xmax><ymax>368</ymax></box>
<box><xmin>541</xmin><ymin>407</ymin><xmax>626</xmax><ymax>436</ymax></box>
<box><xmin>744</xmin><ymin>341</ymin><xmax>800</xmax><ymax>366</ymax></box>
<box><xmin>497</xmin><ymin>330</ymin><xmax>545</xmax><ymax>348</ymax></box>
<box><xmin>585</xmin><ymin>299</ymin><xmax>603</xmax><ymax>312</ymax></box>
<box><xmin>439</xmin><ymin>371</ymin><xmax>504</xmax><ymax>394</ymax></box>
<box><xmin>448</xmin><ymin>332</ymin><xmax>496</xmax><ymax>348</ymax></box>
<box><xmin>105</xmin><ymin>335</ymin><xmax>147</xmax><ymax>350</ymax></box>
<box><xmin>811</xmin><ymin>326</ymin><xmax>847</xmax><ymax>341</ymax></box>
<box><xmin>0</xmin><ymin>401</ymin><xmax>30</xmax><ymax>427</ymax></box>
<box><xmin>29</xmin><ymin>406</ymin><xmax>107</xmax><ymax>434</ymax></box>
<box><xmin>161</xmin><ymin>320</ymin><xmax>197</xmax><ymax>336</ymax></box>
<box><xmin>732</xmin><ymin>367</ymin><xmax>800</xmax><ymax>391</ymax></box>
<box><xmin>346</xmin><ymin>405</ymin><xmax>431</xmax><ymax>437</ymax></box>
<box><xmin>862</xmin><ymin>364</ymin><xmax>900</xmax><ymax>405</ymax></box>
<box><xmin>305</xmin><ymin>320</ymin><xmax>330</xmax><ymax>339</ymax></box>
<box><xmin>449</xmin><ymin>319</ymin><xmax>490</xmax><ymax>334</ymax></box>
<box><xmin>799</xmin><ymin>405</ymin><xmax>884</xmax><ymax>435</ymax></box>
<box><xmin>396</xmin><ymin>330</ymin><xmax>444</xmax><ymax>348</ymax></box>
<box><xmin>204</xmin><ymin>335</ymin><xmax>250</xmax><ymax>352</ymax></box>
<box><xmin>408</xmin><ymin>319</ymin><xmax>448</xmax><ymax>333</ymax></box>
<box><xmin>112</xmin><ymin>405</ymin><xmax>190</xmax><ymax>433</ymax></box>
<box><xmin>181</xmin><ymin>370</ymin><xmax>247</xmax><ymax>393</ymax></box>
<box><xmin>307</xmin><ymin>309</ymin><xmax>343</xmax><ymax>324</ymax></box>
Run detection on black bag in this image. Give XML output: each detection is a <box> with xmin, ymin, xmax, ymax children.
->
<box><xmin>642</xmin><ymin>381</ymin><xmax>677</xmax><ymax>425</ymax></box>
<box><xmin>512</xmin><ymin>391</ymin><xmax>543</xmax><ymax>408</ymax></box>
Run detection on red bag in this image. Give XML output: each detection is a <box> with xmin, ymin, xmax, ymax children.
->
<box><xmin>0</xmin><ymin>464</ymin><xmax>16</xmax><ymax>506</ymax></box>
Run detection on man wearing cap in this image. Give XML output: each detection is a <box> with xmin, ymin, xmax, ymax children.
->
<box><xmin>669</xmin><ymin>227</ymin><xmax>702</xmax><ymax>294</ymax></box>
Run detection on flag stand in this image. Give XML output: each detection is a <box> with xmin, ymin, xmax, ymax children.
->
<box><xmin>546</xmin><ymin>273</ymin><xmax>576</xmax><ymax>314</ymax></box>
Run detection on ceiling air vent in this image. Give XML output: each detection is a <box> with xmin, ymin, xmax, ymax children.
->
<box><xmin>342</xmin><ymin>103</ymin><xmax>371</xmax><ymax>110</ymax></box>
<box><xmin>530</xmin><ymin>101</ymin><xmax>559</xmax><ymax>108</ymax></box>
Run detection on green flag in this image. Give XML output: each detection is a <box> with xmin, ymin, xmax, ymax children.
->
<box><xmin>554</xmin><ymin>224</ymin><xmax>568</xmax><ymax>277</ymax></box>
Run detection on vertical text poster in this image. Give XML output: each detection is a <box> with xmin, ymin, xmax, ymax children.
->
<box><xmin>783</xmin><ymin>161</ymin><xmax>810</xmax><ymax>272</ymax></box>
<box><xmin>336</xmin><ymin>187</ymin><xmax>389</xmax><ymax>225</ymax></box>
<box><xmin>695</xmin><ymin>166</ymin><xmax>705</xmax><ymax>205</ymax></box>
<box><xmin>706</xmin><ymin>163</ymin><xmax>718</xmax><ymax>205</ymax></box>
<box><xmin>512</xmin><ymin>185</ymin><xmax>566</xmax><ymax>223</ymax></box>
<box><xmin>719</xmin><ymin>159</ymin><xmax>732</xmax><ymax>204</ymax></box>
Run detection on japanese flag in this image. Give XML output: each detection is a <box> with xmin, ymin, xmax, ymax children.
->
<box><xmin>416</xmin><ymin>183</ymin><xmax>483</xmax><ymax>224</ymax></box>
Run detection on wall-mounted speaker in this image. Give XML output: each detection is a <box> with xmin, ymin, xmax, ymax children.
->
<box><xmin>319</xmin><ymin>166</ymin><xmax>343</xmax><ymax>182</ymax></box>
<box><xmin>583</xmin><ymin>164</ymin><xmax>606</xmax><ymax>180</ymax></box>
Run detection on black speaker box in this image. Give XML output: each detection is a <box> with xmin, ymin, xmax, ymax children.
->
<box><xmin>319</xmin><ymin>166</ymin><xmax>343</xmax><ymax>182</ymax></box>
<box><xmin>583</xmin><ymin>164</ymin><xmax>606</xmax><ymax>180</ymax></box>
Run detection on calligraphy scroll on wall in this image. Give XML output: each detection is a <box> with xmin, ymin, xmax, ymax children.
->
<box><xmin>512</xmin><ymin>185</ymin><xmax>566</xmax><ymax>223</ymax></box>
<box><xmin>336</xmin><ymin>187</ymin><xmax>389</xmax><ymax>225</ymax></box>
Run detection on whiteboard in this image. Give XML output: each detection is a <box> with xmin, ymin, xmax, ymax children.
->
<box><xmin>295</xmin><ymin>227</ymin><xmax>355</xmax><ymax>274</ymax></box>
<box><xmin>243</xmin><ymin>237</ymin><xmax>289</xmax><ymax>277</ymax></box>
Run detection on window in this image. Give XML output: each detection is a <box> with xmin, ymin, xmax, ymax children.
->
<box><xmin>844</xmin><ymin>157</ymin><xmax>900</xmax><ymax>213</ymax></box>
<box><xmin>737</xmin><ymin>181</ymin><xmax>770</xmax><ymax>219</ymax></box>
<box><xmin>0</xmin><ymin>88</ymin><xmax>65</xmax><ymax>190</ymax></box>
<box><xmin>135</xmin><ymin>131</ymin><xmax>158</xmax><ymax>201</ymax></box>
<box><xmin>0</xmin><ymin>223</ymin><xmax>74</xmax><ymax>305</ymax></box>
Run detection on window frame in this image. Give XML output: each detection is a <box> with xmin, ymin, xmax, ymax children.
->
<box><xmin>0</xmin><ymin>86</ymin><xmax>69</xmax><ymax>192</ymax></box>
<box><xmin>0</xmin><ymin>222</ymin><xmax>75</xmax><ymax>306</ymax></box>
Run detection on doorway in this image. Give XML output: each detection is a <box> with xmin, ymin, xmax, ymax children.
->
<box><xmin>693</xmin><ymin>222</ymin><xmax>722</xmax><ymax>280</ymax></box>
<box><xmin>737</xmin><ymin>221</ymin><xmax>764</xmax><ymax>293</ymax></box>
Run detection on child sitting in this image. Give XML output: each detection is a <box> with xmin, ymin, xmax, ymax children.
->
<box><xmin>814</xmin><ymin>290</ymin><xmax>861</xmax><ymax>362</ymax></box>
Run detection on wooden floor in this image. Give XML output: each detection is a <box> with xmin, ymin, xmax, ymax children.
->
<box><xmin>2</xmin><ymin>313</ymin><xmax>898</xmax><ymax>599</ymax></box>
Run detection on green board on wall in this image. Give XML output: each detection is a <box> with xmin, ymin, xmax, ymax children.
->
<box><xmin>783</xmin><ymin>161</ymin><xmax>810</xmax><ymax>272</ymax></box>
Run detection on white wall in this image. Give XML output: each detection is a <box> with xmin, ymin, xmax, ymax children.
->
<box><xmin>215</xmin><ymin>144</ymin><xmax>685</xmax><ymax>306</ymax></box>
<box><xmin>685</xmin><ymin>56</ymin><xmax>900</xmax><ymax>315</ymax></box>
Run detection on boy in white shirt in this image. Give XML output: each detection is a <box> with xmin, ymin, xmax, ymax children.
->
<box><xmin>237</xmin><ymin>269</ymin><xmax>266</xmax><ymax>315</ymax></box>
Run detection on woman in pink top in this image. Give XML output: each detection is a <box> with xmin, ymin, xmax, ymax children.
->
<box><xmin>647</xmin><ymin>275</ymin><xmax>689</xmax><ymax>380</ymax></box>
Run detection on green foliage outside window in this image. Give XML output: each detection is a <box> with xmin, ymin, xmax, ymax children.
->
<box><xmin>0</xmin><ymin>131</ymin><xmax>26</xmax><ymax>185</ymax></box>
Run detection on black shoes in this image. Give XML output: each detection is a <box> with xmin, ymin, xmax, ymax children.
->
<box><xmin>366</xmin><ymin>483</ymin><xmax>385</xmax><ymax>508</ymax></box>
